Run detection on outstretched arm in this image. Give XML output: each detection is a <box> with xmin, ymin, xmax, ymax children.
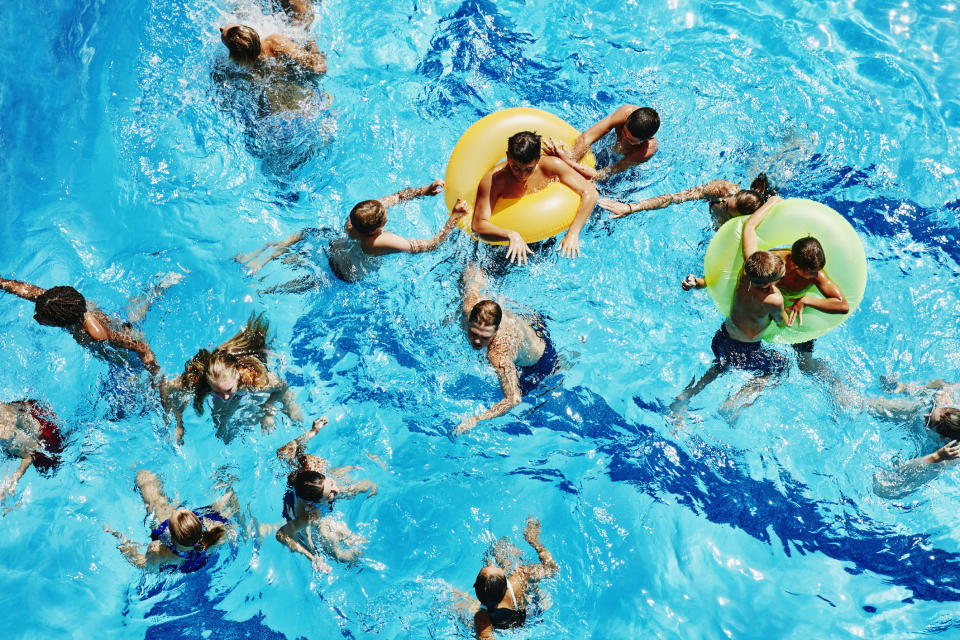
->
<box><xmin>104</xmin><ymin>527</ymin><xmax>149</xmax><ymax>569</ymax></box>
<box><xmin>277</xmin><ymin>417</ymin><xmax>328</xmax><ymax>464</ymax></box>
<box><xmin>106</xmin><ymin>328</ymin><xmax>160</xmax><ymax>375</ymax></box>
<box><xmin>378</xmin><ymin>179</ymin><xmax>444</xmax><ymax>209</ymax></box>
<box><xmin>454</xmin><ymin>358</ymin><xmax>522</xmax><ymax>435</ymax></box>
<box><xmin>569</xmin><ymin>106</ymin><xmax>632</xmax><ymax>160</ymax></box>
<box><xmin>515</xmin><ymin>517</ymin><xmax>558</xmax><ymax>582</ymax></box>
<box><xmin>460</xmin><ymin>264</ymin><xmax>487</xmax><ymax>318</ymax></box>
<box><xmin>365</xmin><ymin>199</ymin><xmax>470</xmax><ymax>256</ymax></box>
<box><xmin>741</xmin><ymin>195</ymin><xmax>782</xmax><ymax>261</ymax></box>
<box><xmin>0</xmin><ymin>276</ymin><xmax>45</xmax><ymax>301</ymax></box>
<box><xmin>600</xmin><ymin>180</ymin><xmax>739</xmax><ymax>218</ymax></box>
<box><xmin>547</xmin><ymin>157</ymin><xmax>599</xmax><ymax>259</ymax></box>
<box><xmin>235</xmin><ymin>230</ymin><xmax>306</xmax><ymax>274</ymax></box>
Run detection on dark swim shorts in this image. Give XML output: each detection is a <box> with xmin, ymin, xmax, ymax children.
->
<box><xmin>518</xmin><ymin>323</ymin><xmax>560</xmax><ymax>396</ymax></box>
<box><xmin>791</xmin><ymin>340</ymin><xmax>815</xmax><ymax>355</ymax></box>
<box><xmin>711</xmin><ymin>325</ymin><xmax>787</xmax><ymax>374</ymax></box>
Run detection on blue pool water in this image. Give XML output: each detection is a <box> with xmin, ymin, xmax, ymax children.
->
<box><xmin>2</xmin><ymin>0</ymin><xmax>960</xmax><ymax>637</ymax></box>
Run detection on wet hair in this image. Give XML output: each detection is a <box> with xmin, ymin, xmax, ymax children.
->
<box><xmin>733</xmin><ymin>189</ymin><xmax>764</xmax><ymax>215</ymax></box>
<box><xmin>749</xmin><ymin>173</ymin><xmax>776</xmax><ymax>200</ymax></box>
<box><xmin>473</xmin><ymin>569</ymin><xmax>508</xmax><ymax>609</ymax></box>
<box><xmin>169</xmin><ymin>509</ymin><xmax>226</xmax><ymax>551</ymax></box>
<box><xmin>791</xmin><ymin>237</ymin><xmax>826</xmax><ymax>272</ymax></box>
<box><xmin>625</xmin><ymin>107</ymin><xmax>660</xmax><ymax>140</ymax></box>
<box><xmin>506</xmin><ymin>131</ymin><xmax>542</xmax><ymax>165</ymax></box>
<box><xmin>931</xmin><ymin>409</ymin><xmax>960</xmax><ymax>441</ymax></box>
<box><xmin>469</xmin><ymin>300</ymin><xmax>502</xmax><ymax>328</ymax></box>
<box><xmin>34</xmin><ymin>286</ymin><xmax>87</xmax><ymax>327</ymax></box>
<box><xmin>292</xmin><ymin>470</ymin><xmax>329</xmax><ymax>502</ymax></box>
<box><xmin>349</xmin><ymin>200</ymin><xmax>388</xmax><ymax>235</ymax></box>
<box><xmin>183</xmin><ymin>313</ymin><xmax>270</xmax><ymax>415</ymax></box>
<box><xmin>744</xmin><ymin>251</ymin><xmax>785</xmax><ymax>284</ymax></box>
<box><xmin>223</xmin><ymin>25</ymin><xmax>261</xmax><ymax>62</ymax></box>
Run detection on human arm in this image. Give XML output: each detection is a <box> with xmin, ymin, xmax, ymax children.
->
<box><xmin>159</xmin><ymin>376</ymin><xmax>188</xmax><ymax>445</ymax></box>
<box><xmin>460</xmin><ymin>264</ymin><xmax>487</xmax><ymax>317</ymax></box>
<box><xmin>546</xmin><ymin>157</ymin><xmax>599</xmax><ymax>259</ymax></box>
<box><xmin>1</xmin><ymin>455</ymin><xmax>33</xmax><ymax>501</ymax></box>
<box><xmin>104</xmin><ymin>325</ymin><xmax>161</xmax><ymax>375</ymax></box>
<box><xmin>234</xmin><ymin>231</ymin><xmax>305</xmax><ymax>274</ymax></box>
<box><xmin>276</xmin><ymin>517</ymin><xmax>331</xmax><ymax>573</ymax></box>
<box><xmin>741</xmin><ymin>195</ymin><xmax>782</xmax><ymax>261</ymax></box>
<box><xmin>104</xmin><ymin>527</ymin><xmax>149</xmax><ymax>569</ymax></box>
<box><xmin>601</xmin><ymin>180</ymin><xmax>739</xmax><ymax>219</ymax></box>
<box><xmin>470</xmin><ymin>172</ymin><xmax>532</xmax><ymax>265</ymax></box>
<box><xmin>784</xmin><ymin>271</ymin><xmax>850</xmax><ymax>326</ymax></box>
<box><xmin>366</xmin><ymin>199</ymin><xmax>470</xmax><ymax>256</ymax></box>
<box><xmin>338</xmin><ymin>478</ymin><xmax>378</xmax><ymax>498</ymax></box>
<box><xmin>277</xmin><ymin>416</ymin><xmax>328</xmax><ymax>464</ymax></box>
<box><xmin>377</xmin><ymin>179</ymin><xmax>444</xmax><ymax>209</ymax></box>
<box><xmin>568</xmin><ymin>105</ymin><xmax>634</xmax><ymax>160</ymax></box>
<box><xmin>0</xmin><ymin>276</ymin><xmax>45</xmax><ymax>301</ymax></box>
<box><xmin>276</xmin><ymin>0</ymin><xmax>314</xmax><ymax>26</ymax></box>
<box><xmin>543</xmin><ymin>137</ymin><xmax>598</xmax><ymax>180</ymax></box>
<box><xmin>474</xmin><ymin>610</ymin><xmax>496</xmax><ymax>640</ymax></box>
<box><xmin>454</xmin><ymin>355</ymin><xmax>522</xmax><ymax>435</ymax></box>
<box><xmin>260</xmin><ymin>374</ymin><xmax>304</xmax><ymax>432</ymax></box>
<box><xmin>514</xmin><ymin>517</ymin><xmax>558</xmax><ymax>582</ymax></box>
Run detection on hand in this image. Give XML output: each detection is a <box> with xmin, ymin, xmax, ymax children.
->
<box><xmin>261</xmin><ymin>413</ymin><xmax>276</xmax><ymax>433</ymax></box>
<box><xmin>785</xmin><ymin>298</ymin><xmax>806</xmax><ymax>327</ymax></box>
<box><xmin>311</xmin><ymin>555</ymin><xmax>332</xmax><ymax>574</ymax></box>
<box><xmin>523</xmin><ymin>517</ymin><xmax>542</xmax><ymax>544</ymax></box>
<box><xmin>450</xmin><ymin>198</ymin><xmax>470</xmax><ymax>220</ymax></box>
<box><xmin>681</xmin><ymin>275</ymin><xmax>704</xmax><ymax>291</ymax></box>
<box><xmin>506</xmin><ymin>233</ymin><xmax>533</xmax><ymax>266</ymax></box>
<box><xmin>556</xmin><ymin>230</ymin><xmax>581</xmax><ymax>259</ymax></box>
<box><xmin>543</xmin><ymin>137</ymin><xmax>569</xmax><ymax>160</ymax></box>
<box><xmin>932</xmin><ymin>440</ymin><xmax>960</xmax><ymax>463</ymax></box>
<box><xmin>454</xmin><ymin>416</ymin><xmax>479</xmax><ymax>435</ymax></box>
<box><xmin>356</xmin><ymin>480</ymin><xmax>378</xmax><ymax>497</ymax></box>
<box><xmin>0</xmin><ymin>477</ymin><xmax>15</xmax><ymax>502</ymax></box>
<box><xmin>311</xmin><ymin>416</ymin><xmax>329</xmax><ymax>432</ymax></box>
<box><xmin>598</xmin><ymin>198</ymin><xmax>633</xmax><ymax>218</ymax></box>
<box><xmin>425</xmin><ymin>179</ymin><xmax>444</xmax><ymax>196</ymax></box>
<box><xmin>142</xmin><ymin>352</ymin><xmax>160</xmax><ymax>375</ymax></box>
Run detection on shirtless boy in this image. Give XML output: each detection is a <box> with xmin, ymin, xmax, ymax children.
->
<box><xmin>542</xmin><ymin>105</ymin><xmax>659</xmax><ymax>182</ymax></box>
<box><xmin>869</xmin><ymin>378</ymin><xmax>960</xmax><ymax>498</ymax></box>
<box><xmin>472</xmin><ymin>132</ymin><xmax>598</xmax><ymax>263</ymax></box>
<box><xmin>455</xmin><ymin>266</ymin><xmax>559</xmax><ymax>435</ymax></box>
<box><xmin>0</xmin><ymin>277</ymin><xmax>160</xmax><ymax>374</ymax></box>
<box><xmin>219</xmin><ymin>22</ymin><xmax>326</xmax><ymax>74</ymax></box>
<box><xmin>237</xmin><ymin>180</ymin><xmax>469</xmax><ymax>282</ymax></box>
<box><xmin>672</xmin><ymin>198</ymin><xmax>788</xmax><ymax>414</ymax></box>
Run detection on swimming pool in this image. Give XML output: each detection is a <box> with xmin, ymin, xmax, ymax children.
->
<box><xmin>2</xmin><ymin>0</ymin><xmax>960</xmax><ymax>637</ymax></box>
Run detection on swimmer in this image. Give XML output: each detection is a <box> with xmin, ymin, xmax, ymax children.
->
<box><xmin>455</xmin><ymin>517</ymin><xmax>558</xmax><ymax>638</ymax></box>
<box><xmin>219</xmin><ymin>23</ymin><xmax>326</xmax><ymax>74</ymax></box>
<box><xmin>272</xmin><ymin>0</ymin><xmax>316</xmax><ymax>27</ymax></box>
<box><xmin>868</xmin><ymin>378</ymin><xmax>960</xmax><ymax>498</ymax></box>
<box><xmin>599</xmin><ymin>174</ymin><xmax>774</xmax><ymax>227</ymax></box>
<box><xmin>104</xmin><ymin>469</ymin><xmax>238</xmax><ymax>572</ymax></box>
<box><xmin>455</xmin><ymin>265</ymin><xmax>560</xmax><ymax>435</ymax></box>
<box><xmin>472</xmin><ymin>131</ymin><xmax>599</xmax><ymax>263</ymax></box>
<box><xmin>237</xmin><ymin>179</ymin><xmax>468</xmax><ymax>281</ymax></box>
<box><xmin>542</xmin><ymin>105</ymin><xmax>659</xmax><ymax>182</ymax></box>
<box><xmin>160</xmin><ymin>313</ymin><xmax>303</xmax><ymax>444</ymax></box>
<box><xmin>671</xmin><ymin>197</ymin><xmax>787</xmax><ymax>417</ymax></box>
<box><xmin>273</xmin><ymin>417</ymin><xmax>377</xmax><ymax>573</ymax></box>
<box><xmin>0</xmin><ymin>276</ymin><xmax>164</xmax><ymax>375</ymax></box>
<box><xmin>0</xmin><ymin>400</ymin><xmax>64</xmax><ymax>502</ymax></box>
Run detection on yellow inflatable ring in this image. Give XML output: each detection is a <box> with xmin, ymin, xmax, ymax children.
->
<box><xmin>444</xmin><ymin>107</ymin><xmax>595</xmax><ymax>244</ymax></box>
<box><xmin>704</xmin><ymin>198</ymin><xmax>867</xmax><ymax>344</ymax></box>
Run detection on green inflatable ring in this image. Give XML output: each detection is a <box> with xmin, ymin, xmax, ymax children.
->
<box><xmin>704</xmin><ymin>198</ymin><xmax>867</xmax><ymax>344</ymax></box>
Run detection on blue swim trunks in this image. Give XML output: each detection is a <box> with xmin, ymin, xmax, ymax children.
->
<box><xmin>518</xmin><ymin>323</ymin><xmax>560</xmax><ymax>396</ymax></box>
<box><xmin>711</xmin><ymin>324</ymin><xmax>787</xmax><ymax>374</ymax></box>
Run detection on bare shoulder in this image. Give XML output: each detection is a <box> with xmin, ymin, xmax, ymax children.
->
<box><xmin>263</xmin><ymin>33</ymin><xmax>294</xmax><ymax>56</ymax></box>
<box><xmin>538</xmin><ymin>155</ymin><xmax>567</xmax><ymax>175</ymax></box>
<box><xmin>614</xmin><ymin>104</ymin><xmax>638</xmax><ymax>121</ymax></box>
<box><xmin>763</xmin><ymin>291</ymin><xmax>784</xmax><ymax>308</ymax></box>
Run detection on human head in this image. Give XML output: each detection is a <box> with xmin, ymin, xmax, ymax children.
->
<box><xmin>733</xmin><ymin>189</ymin><xmax>764</xmax><ymax>216</ymax></box>
<box><xmin>743</xmin><ymin>251</ymin><xmax>785</xmax><ymax>286</ymax></box>
<box><xmin>624</xmin><ymin>107</ymin><xmax>660</xmax><ymax>142</ymax></box>
<box><xmin>791</xmin><ymin>237</ymin><xmax>826</xmax><ymax>274</ymax></box>
<box><xmin>168</xmin><ymin>509</ymin><xmax>203</xmax><ymax>549</ymax></box>
<box><xmin>206</xmin><ymin>351</ymin><xmax>241</xmax><ymax>401</ymax></box>
<box><xmin>467</xmin><ymin>300</ymin><xmax>502</xmax><ymax>349</ymax></box>
<box><xmin>293</xmin><ymin>469</ymin><xmax>339</xmax><ymax>503</ymax></box>
<box><xmin>349</xmin><ymin>200</ymin><xmax>388</xmax><ymax>236</ymax></box>
<box><xmin>474</xmin><ymin>566</ymin><xmax>508</xmax><ymax>608</ymax></box>
<box><xmin>507</xmin><ymin>131</ymin><xmax>542</xmax><ymax>165</ymax></box>
<box><xmin>220</xmin><ymin>24</ymin><xmax>261</xmax><ymax>62</ymax></box>
<box><xmin>928</xmin><ymin>408</ymin><xmax>960</xmax><ymax>440</ymax></box>
<box><xmin>34</xmin><ymin>286</ymin><xmax>87</xmax><ymax>327</ymax></box>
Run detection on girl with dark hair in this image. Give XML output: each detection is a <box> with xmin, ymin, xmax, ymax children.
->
<box><xmin>104</xmin><ymin>470</ymin><xmax>238</xmax><ymax>573</ymax></box>
<box><xmin>273</xmin><ymin>417</ymin><xmax>377</xmax><ymax>573</ymax></box>
<box><xmin>0</xmin><ymin>400</ymin><xmax>65</xmax><ymax>502</ymax></box>
<box><xmin>160</xmin><ymin>313</ymin><xmax>302</xmax><ymax>443</ymax></box>
<box><xmin>0</xmin><ymin>276</ymin><xmax>167</xmax><ymax>374</ymax></box>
